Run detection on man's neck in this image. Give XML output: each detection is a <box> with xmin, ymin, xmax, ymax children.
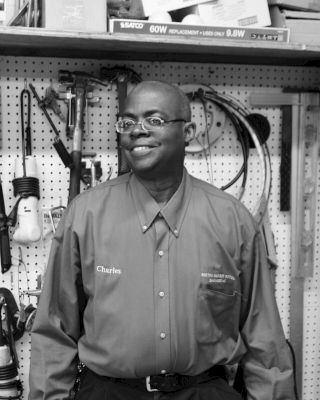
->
<box><xmin>135</xmin><ymin>171</ymin><xmax>183</xmax><ymax>205</ymax></box>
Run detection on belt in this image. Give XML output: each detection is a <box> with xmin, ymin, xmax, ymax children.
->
<box><xmin>107</xmin><ymin>365</ymin><xmax>227</xmax><ymax>393</ymax></box>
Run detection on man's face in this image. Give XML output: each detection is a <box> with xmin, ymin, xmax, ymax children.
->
<box><xmin>119</xmin><ymin>84</ymin><xmax>190</xmax><ymax>178</ymax></box>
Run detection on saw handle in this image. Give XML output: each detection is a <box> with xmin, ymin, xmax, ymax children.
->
<box><xmin>0</xmin><ymin>181</ymin><xmax>11</xmax><ymax>274</ymax></box>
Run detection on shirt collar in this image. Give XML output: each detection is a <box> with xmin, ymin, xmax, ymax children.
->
<box><xmin>129</xmin><ymin>169</ymin><xmax>193</xmax><ymax>237</ymax></box>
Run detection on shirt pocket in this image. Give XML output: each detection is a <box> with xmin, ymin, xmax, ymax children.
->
<box><xmin>196</xmin><ymin>283</ymin><xmax>239</xmax><ymax>345</ymax></box>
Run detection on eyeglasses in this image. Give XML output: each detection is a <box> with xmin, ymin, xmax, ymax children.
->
<box><xmin>115</xmin><ymin>116</ymin><xmax>187</xmax><ymax>134</ymax></box>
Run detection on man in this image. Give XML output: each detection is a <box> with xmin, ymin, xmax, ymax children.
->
<box><xmin>29</xmin><ymin>80</ymin><xmax>294</xmax><ymax>399</ymax></box>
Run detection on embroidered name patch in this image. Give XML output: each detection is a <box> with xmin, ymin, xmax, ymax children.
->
<box><xmin>96</xmin><ymin>266</ymin><xmax>122</xmax><ymax>275</ymax></box>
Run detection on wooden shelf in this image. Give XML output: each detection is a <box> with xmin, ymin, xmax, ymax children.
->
<box><xmin>1</xmin><ymin>26</ymin><xmax>320</xmax><ymax>66</ymax></box>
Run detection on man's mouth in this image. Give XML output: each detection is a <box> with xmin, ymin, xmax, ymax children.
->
<box><xmin>131</xmin><ymin>145</ymin><xmax>156</xmax><ymax>153</ymax></box>
<box><xmin>133</xmin><ymin>146</ymin><xmax>149</xmax><ymax>152</ymax></box>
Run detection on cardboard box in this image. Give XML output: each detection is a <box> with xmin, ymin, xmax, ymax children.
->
<box><xmin>270</xmin><ymin>4</ymin><xmax>320</xmax><ymax>44</ymax></box>
<box><xmin>280</xmin><ymin>9</ymin><xmax>320</xmax><ymax>19</ymax></box>
<box><xmin>42</xmin><ymin>0</ymin><xmax>107</xmax><ymax>32</ymax></box>
<box><xmin>139</xmin><ymin>0</ymin><xmax>211</xmax><ymax>17</ymax></box>
<box><xmin>267</xmin><ymin>0</ymin><xmax>320</xmax><ymax>12</ymax></box>
<box><xmin>181</xmin><ymin>0</ymin><xmax>271</xmax><ymax>27</ymax></box>
<box><xmin>0</xmin><ymin>0</ymin><xmax>17</xmax><ymax>25</ymax></box>
<box><xmin>109</xmin><ymin>18</ymin><xmax>289</xmax><ymax>42</ymax></box>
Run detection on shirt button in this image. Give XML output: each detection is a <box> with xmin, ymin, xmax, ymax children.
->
<box><xmin>142</xmin><ymin>225</ymin><xmax>148</xmax><ymax>231</ymax></box>
<box><xmin>160</xmin><ymin>332</ymin><xmax>166</xmax><ymax>339</ymax></box>
<box><xmin>158</xmin><ymin>250</ymin><xmax>164</xmax><ymax>257</ymax></box>
<box><xmin>159</xmin><ymin>291</ymin><xmax>165</xmax><ymax>298</ymax></box>
<box><xmin>174</xmin><ymin>229</ymin><xmax>178</xmax><ymax>235</ymax></box>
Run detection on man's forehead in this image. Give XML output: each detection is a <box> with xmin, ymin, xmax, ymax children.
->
<box><xmin>130</xmin><ymin>82</ymin><xmax>178</xmax><ymax>98</ymax></box>
<box><xmin>124</xmin><ymin>83</ymin><xmax>180</xmax><ymax>112</ymax></box>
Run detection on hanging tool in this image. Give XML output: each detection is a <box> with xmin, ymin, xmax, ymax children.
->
<box><xmin>81</xmin><ymin>152</ymin><xmax>102</xmax><ymax>189</ymax></box>
<box><xmin>59</xmin><ymin>71</ymin><xmax>92</xmax><ymax>203</ymax></box>
<box><xmin>42</xmin><ymin>86</ymin><xmax>66</xmax><ymax>123</ymax></box>
<box><xmin>47</xmin><ymin>205</ymin><xmax>66</xmax><ymax>234</ymax></box>
<box><xmin>280</xmin><ymin>104</ymin><xmax>292</xmax><ymax>211</ymax></box>
<box><xmin>29</xmin><ymin>83</ymin><xmax>73</xmax><ymax>169</ymax></box>
<box><xmin>0</xmin><ymin>176</ymin><xmax>11</xmax><ymax>274</ymax></box>
<box><xmin>10</xmin><ymin>83</ymin><xmax>41</xmax><ymax>244</ymax></box>
<box><xmin>58</xmin><ymin>70</ymin><xmax>108</xmax><ymax>203</ymax></box>
<box><xmin>23</xmin><ymin>86</ymin><xmax>32</xmax><ymax>157</ymax></box>
<box><xmin>100</xmin><ymin>66</ymin><xmax>141</xmax><ymax>176</ymax></box>
<box><xmin>41</xmin><ymin>200</ymin><xmax>65</xmax><ymax>239</ymax></box>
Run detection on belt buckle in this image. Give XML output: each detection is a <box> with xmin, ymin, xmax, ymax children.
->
<box><xmin>146</xmin><ymin>376</ymin><xmax>159</xmax><ymax>392</ymax></box>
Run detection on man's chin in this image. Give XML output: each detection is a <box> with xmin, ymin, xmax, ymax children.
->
<box><xmin>127</xmin><ymin>157</ymin><xmax>155</xmax><ymax>172</ymax></box>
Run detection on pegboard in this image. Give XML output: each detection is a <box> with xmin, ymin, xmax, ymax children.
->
<box><xmin>0</xmin><ymin>56</ymin><xmax>319</xmax><ymax>400</ymax></box>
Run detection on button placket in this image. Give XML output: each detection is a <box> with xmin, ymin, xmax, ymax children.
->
<box><xmin>154</xmin><ymin>215</ymin><xmax>171</xmax><ymax>372</ymax></box>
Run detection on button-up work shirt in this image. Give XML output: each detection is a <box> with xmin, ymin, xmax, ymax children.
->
<box><xmin>29</xmin><ymin>170</ymin><xmax>294</xmax><ymax>400</ymax></box>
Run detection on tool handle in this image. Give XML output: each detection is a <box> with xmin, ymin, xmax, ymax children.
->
<box><xmin>25</xmin><ymin>126</ymin><xmax>32</xmax><ymax>156</ymax></box>
<box><xmin>280</xmin><ymin>105</ymin><xmax>292</xmax><ymax>211</ymax></box>
<box><xmin>68</xmin><ymin>151</ymin><xmax>82</xmax><ymax>204</ymax></box>
<box><xmin>67</xmin><ymin>85</ymin><xmax>86</xmax><ymax>204</ymax></box>
<box><xmin>0</xmin><ymin>229</ymin><xmax>11</xmax><ymax>274</ymax></box>
<box><xmin>117</xmin><ymin>80</ymin><xmax>131</xmax><ymax>176</ymax></box>
<box><xmin>29</xmin><ymin>83</ymin><xmax>61</xmax><ymax>137</ymax></box>
<box><xmin>53</xmin><ymin>137</ymin><xmax>73</xmax><ymax>169</ymax></box>
<box><xmin>30</xmin><ymin>83</ymin><xmax>74</xmax><ymax>169</ymax></box>
<box><xmin>0</xmin><ymin>181</ymin><xmax>11</xmax><ymax>273</ymax></box>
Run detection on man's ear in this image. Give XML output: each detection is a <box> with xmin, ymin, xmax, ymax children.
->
<box><xmin>184</xmin><ymin>121</ymin><xmax>196</xmax><ymax>146</ymax></box>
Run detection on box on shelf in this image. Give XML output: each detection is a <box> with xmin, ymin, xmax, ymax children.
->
<box><xmin>0</xmin><ymin>0</ymin><xmax>16</xmax><ymax>25</ymax></box>
<box><xmin>109</xmin><ymin>18</ymin><xmax>289</xmax><ymax>42</ymax></box>
<box><xmin>42</xmin><ymin>0</ymin><xmax>107</xmax><ymax>32</ymax></box>
<box><xmin>139</xmin><ymin>0</ymin><xmax>211</xmax><ymax>17</ymax></box>
<box><xmin>279</xmin><ymin>9</ymin><xmax>320</xmax><ymax>19</ymax></box>
<box><xmin>270</xmin><ymin>5</ymin><xmax>320</xmax><ymax>44</ymax></box>
<box><xmin>176</xmin><ymin>0</ymin><xmax>271</xmax><ymax>27</ymax></box>
<box><xmin>267</xmin><ymin>0</ymin><xmax>320</xmax><ymax>12</ymax></box>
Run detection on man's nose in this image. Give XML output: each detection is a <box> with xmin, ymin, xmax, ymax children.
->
<box><xmin>130</xmin><ymin>122</ymin><xmax>150</xmax><ymax>136</ymax></box>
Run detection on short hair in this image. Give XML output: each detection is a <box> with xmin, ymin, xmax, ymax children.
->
<box><xmin>129</xmin><ymin>80</ymin><xmax>191</xmax><ymax>121</ymax></box>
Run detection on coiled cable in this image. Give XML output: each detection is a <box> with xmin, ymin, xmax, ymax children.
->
<box><xmin>181</xmin><ymin>84</ymin><xmax>271</xmax><ymax>224</ymax></box>
<box><xmin>7</xmin><ymin>177</ymin><xmax>40</xmax><ymax>228</ymax></box>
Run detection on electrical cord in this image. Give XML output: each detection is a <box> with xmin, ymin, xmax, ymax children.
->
<box><xmin>181</xmin><ymin>84</ymin><xmax>271</xmax><ymax>224</ymax></box>
<box><xmin>12</xmin><ymin>177</ymin><xmax>40</xmax><ymax>198</ymax></box>
<box><xmin>184</xmin><ymin>86</ymin><xmax>249</xmax><ymax>198</ymax></box>
<box><xmin>199</xmin><ymin>95</ymin><xmax>214</xmax><ymax>184</ymax></box>
<box><xmin>198</xmin><ymin>92</ymin><xmax>249</xmax><ymax>193</ymax></box>
<box><xmin>206</xmin><ymin>91</ymin><xmax>271</xmax><ymax>223</ymax></box>
<box><xmin>0</xmin><ymin>364</ymin><xmax>18</xmax><ymax>380</ymax></box>
<box><xmin>219</xmin><ymin>110</ymin><xmax>249</xmax><ymax>193</ymax></box>
<box><xmin>7</xmin><ymin>177</ymin><xmax>40</xmax><ymax>228</ymax></box>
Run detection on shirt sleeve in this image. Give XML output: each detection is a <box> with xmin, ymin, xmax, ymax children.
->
<box><xmin>239</xmin><ymin>225</ymin><xmax>295</xmax><ymax>400</ymax></box>
<box><xmin>28</xmin><ymin>202</ymin><xmax>85</xmax><ymax>400</ymax></box>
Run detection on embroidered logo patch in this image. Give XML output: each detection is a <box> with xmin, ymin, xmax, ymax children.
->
<box><xmin>201</xmin><ymin>272</ymin><xmax>235</xmax><ymax>284</ymax></box>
